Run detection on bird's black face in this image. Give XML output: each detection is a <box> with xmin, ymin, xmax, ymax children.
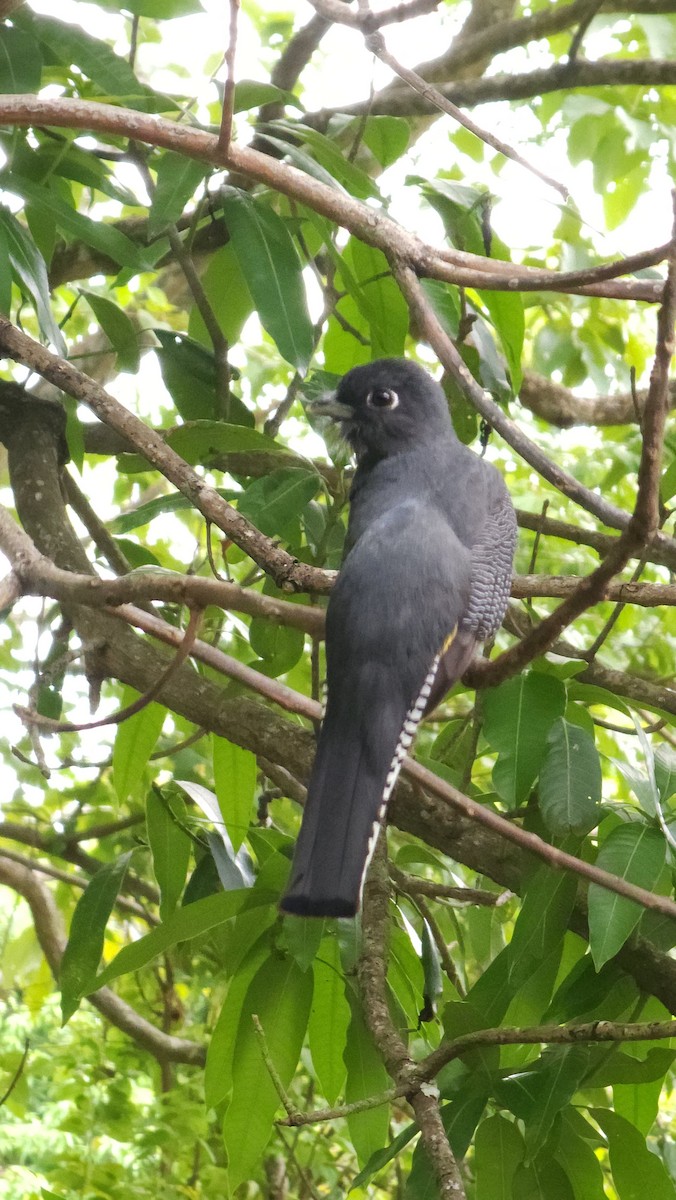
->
<box><xmin>313</xmin><ymin>359</ymin><xmax>452</xmax><ymax>460</ymax></box>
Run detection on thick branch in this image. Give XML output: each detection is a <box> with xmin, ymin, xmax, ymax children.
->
<box><xmin>520</xmin><ymin>371</ymin><xmax>676</xmax><ymax>428</ymax></box>
<box><xmin>0</xmin><ymin>506</ymin><xmax>327</xmax><ymax>628</ymax></box>
<box><xmin>359</xmin><ymin>843</ymin><xmax>466</xmax><ymax>1199</ymax></box>
<box><xmin>325</xmin><ymin>58</ymin><xmax>676</xmax><ymax>117</ymax></box>
<box><xmin>0</xmin><ymin>95</ymin><xmax>663</xmax><ymax>302</ymax></box>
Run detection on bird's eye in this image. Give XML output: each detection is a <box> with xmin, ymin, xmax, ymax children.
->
<box><xmin>366</xmin><ymin>388</ymin><xmax>399</xmax><ymax>410</ymax></box>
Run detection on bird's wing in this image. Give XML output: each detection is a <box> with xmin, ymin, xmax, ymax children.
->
<box><xmin>423</xmin><ymin>473</ymin><xmax>516</xmax><ymax>715</ymax></box>
<box><xmin>280</xmin><ymin>502</ymin><xmax>470</xmax><ymax>917</ymax></box>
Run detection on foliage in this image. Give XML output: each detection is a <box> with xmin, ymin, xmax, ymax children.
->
<box><xmin>0</xmin><ymin>1</ymin><xmax>676</xmax><ymax>1198</ymax></box>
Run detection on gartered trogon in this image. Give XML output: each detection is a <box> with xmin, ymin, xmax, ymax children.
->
<box><xmin>280</xmin><ymin>358</ymin><xmax>516</xmax><ymax>918</ymax></box>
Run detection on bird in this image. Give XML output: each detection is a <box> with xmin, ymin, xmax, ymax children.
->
<box><xmin>279</xmin><ymin>358</ymin><xmax>516</xmax><ymax>918</ymax></box>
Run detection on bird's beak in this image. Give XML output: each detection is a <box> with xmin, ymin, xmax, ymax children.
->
<box><xmin>309</xmin><ymin>393</ymin><xmax>353</xmax><ymax>421</ymax></box>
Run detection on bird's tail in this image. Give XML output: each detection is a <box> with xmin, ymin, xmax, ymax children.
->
<box><xmin>279</xmin><ymin>659</ymin><xmax>439</xmax><ymax>918</ymax></box>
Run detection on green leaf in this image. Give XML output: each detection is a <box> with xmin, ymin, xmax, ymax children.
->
<box><xmin>477</xmin><ymin>287</ymin><xmax>524</xmax><ymax>392</ymax></box>
<box><xmin>82</xmin><ymin>290</ymin><xmax>140</xmax><ymax>373</ymax></box>
<box><xmin>361</xmin><ymin>116</ymin><xmax>410</xmax><ymax>168</ymax></box>
<box><xmin>416</xmin><ymin>177</ymin><xmax>522</xmax><ymax>391</ymax></box>
<box><xmin>483</xmin><ymin>673</ymin><xmax>566</xmax><ymax>806</ymax></box>
<box><xmin>223</xmin><ymin>954</ymin><xmax>313</xmax><ymax>1191</ymax></box>
<box><xmin>604</xmin><ymin>164</ymin><xmax>648</xmax><ymax>230</ymax></box>
<box><xmin>279</xmin><ymin>914</ymin><xmax>325</xmax><ymax>971</ymax></box>
<box><xmin>420</xmin><ymin>918</ymin><xmax>443</xmax><ymax>1018</ymax></box>
<box><xmin>512</xmin><ymin>1154</ymin><xmax>575</xmax><ymax>1199</ymax></box>
<box><xmin>187</xmin><ymin>243</ymin><xmax>254</xmax><ymax>349</ymax></box>
<box><xmin>212</xmin><ymin>736</ymin><xmax>256</xmax><ymax>853</ymax></box>
<box><xmin>15</xmin><ymin>140</ymin><xmax>138</xmax><ymax>207</ymax></box>
<box><xmin>308</xmin><ymin>936</ymin><xmax>350</xmax><ymax>1104</ymax></box>
<box><xmin>249</xmin><ymin>619</ymin><xmax>305</xmax><ymax>676</ymax></box>
<box><xmin>147</xmin><ymin>153</ymin><xmax>210</xmax><ymax>239</ymax></box>
<box><xmin>523</xmin><ymin>1047</ymin><xmax>591</xmax><ymax>1155</ymax></box>
<box><xmin>112</xmin><ymin>692</ymin><xmax>166</xmax><ymax>803</ymax></box>
<box><xmin>176</xmin><ymin>779</ymin><xmax>255</xmax><ymax>889</ymax></box>
<box><xmin>588</xmin><ymin>824</ymin><xmax>667</xmax><ymax>969</ymax></box>
<box><xmin>25</xmin><ymin>12</ymin><xmax>153</xmax><ymax>110</ymax></box>
<box><xmin>164</xmin><ymin>418</ymin><xmax>274</xmax><ymax>462</ymax></box>
<box><xmin>95</xmin><ymin>0</ymin><xmax>201</xmax><ymax>14</ymax></box>
<box><xmin>0</xmin><ymin>206</ymin><xmax>66</xmax><ymax>352</ymax></box>
<box><xmin>508</xmin><ymin>866</ymin><xmax>577</xmax><ymax>988</ymax></box>
<box><xmin>656</xmin><ymin>745</ymin><xmax>676</xmax><ymax>802</ymax></box>
<box><xmin>614</xmin><ymin>1077</ymin><xmax>665</xmax><ymax>1136</ymax></box>
<box><xmin>155</xmin><ymin>330</ymin><xmax>227</xmax><ymax>422</ymax></box>
<box><xmin>340</xmin><ymin>238</ymin><xmax>409</xmax><ymax>359</ymax></box>
<box><xmin>269</xmin><ymin>120</ymin><xmax>379</xmax><ymax>199</ymax></box>
<box><xmin>238</xmin><ymin>467</ymin><xmax>321</xmax><ymax>539</ymax></box>
<box><xmin>589</xmin><ymin>1046</ymin><xmax>675</xmax><ymax>1086</ymax></box>
<box><xmin>554</xmin><ymin>1110</ymin><xmax>607</xmax><ymax>1200</ymax></box>
<box><xmin>257</xmin><ymin>131</ymin><xmax>350</xmax><ymax>195</ymax></box>
<box><xmin>221</xmin><ymin>187</ymin><xmax>314</xmax><ymax>370</ymax></box>
<box><xmin>660</xmin><ymin>458</ymin><xmax>676</xmax><ymax>505</ymax></box>
<box><xmin>539</xmin><ymin>718</ymin><xmax>602</xmax><ymax>836</ymax></box>
<box><xmin>204</xmin><ymin>930</ymin><xmax>275</xmax><ymax>1109</ymax></box>
<box><xmin>474</xmin><ymin>1113</ymin><xmax>525</xmax><ymax>1200</ymax></box>
<box><xmin>94</xmin><ymin>889</ymin><xmax>267</xmax><ymax>990</ymax></box>
<box><xmin>110</xmin><ymin>491</ymin><xmax>219</xmax><ymax>531</ymax></box>
<box><xmin>591</xmin><ymin>1108</ymin><xmax>676</xmax><ymax>1200</ymax></box>
<box><xmin>0</xmin><ymin>26</ymin><xmax>42</xmax><ymax>93</ymax></box>
<box><xmin>118</xmin><ymin>421</ymin><xmax>280</xmax><ymax>474</ymax></box>
<box><xmin>344</xmin><ymin>993</ymin><xmax>390</xmax><ymax>1166</ymax></box>
<box><xmin>234</xmin><ymin>79</ymin><xmax>302</xmax><ymax>113</ymax></box>
<box><xmin>146</xmin><ymin>787</ymin><xmax>192</xmax><ymax>920</ymax></box>
<box><xmin>1</xmin><ymin>171</ymin><xmax>143</xmax><ymax>270</ymax></box>
<box><xmin>60</xmin><ymin>852</ymin><xmax>132</xmax><ymax>1023</ymax></box>
<box><xmin>350</xmin><ymin>1122</ymin><xmax>418</xmax><ymax>1192</ymax></box>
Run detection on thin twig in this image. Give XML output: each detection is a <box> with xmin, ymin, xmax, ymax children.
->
<box><xmin>417</xmin><ymin>1016</ymin><xmax>676</xmax><ymax>1083</ymax></box>
<box><xmin>309</xmin><ymin>0</ymin><xmax>440</xmax><ymax>32</ymax></box>
<box><xmin>252</xmin><ymin>1014</ymin><xmax>302</xmax><ymax>1121</ymax></box>
<box><xmin>219</xmin><ymin>0</ymin><xmax>241</xmax><ymax>154</ymax></box>
<box><xmin>166</xmin><ymin>226</ymin><xmax>231</xmax><ymax>417</ymax></box>
<box><xmin>566</xmin><ymin>0</ymin><xmax>604</xmax><ymax>62</ymax></box>
<box><xmin>390</xmin><ymin>865</ymin><xmax>505</xmax><ymax>906</ymax></box>
<box><xmin>585</xmin><ymin>555</ymin><xmax>647</xmax><ymax>661</ymax></box>
<box><xmin>16</xmin><ymin>608</ymin><xmax>202</xmax><ymax>733</ymax></box>
<box><xmin>62</xmin><ymin>470</ymin><xmax>132</xmax><ymax>576</ymax></box>
<box><xmin>0</xmin><ymin>1039</ymin><xmax>29</xmax><ymax>1108</ymax></box>
<box><xmin>365</xmin><ymin>29</ymin><xmax>568</xmax><ymax>199</ymax></box>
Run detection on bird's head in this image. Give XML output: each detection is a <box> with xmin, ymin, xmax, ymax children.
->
<box><xmin>311</xmin><ymin>358</ymin><xmax>452</xmax><ymax>460</ymax></box>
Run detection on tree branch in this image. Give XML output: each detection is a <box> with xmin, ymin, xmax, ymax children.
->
<box><xmin>393</xmin><ymin>262</ymin><xmax>676</xmax><ymax>563</ymax></box>
<box><xmin>0</xmin><ymin>95</ymin><xmax>664</xmax><ymax>302</ymax></box>
<box><xmin>520</xmin><ymin>371</ymin><xmax>676</xmax><ymax>428</ymax></box>
<box><xmin>359</xmin><ymin>841</ymin><xmax>467</xmax><ymax>1199</ymax></box>
<box><xmin>322</xmin><ymin>57</ymin><xmax>676</xmax><ymax>117</ymax></box>
<box><xmin>479</xmin><ymin>196</ymin><xmax>676</xmax><ymax>681</ymax></box>
<box><xmin>0</xmin><ymin>323</ymin><xmax>329</xmax><ymax>592</ymax></box>
<box><xmin>417</xmin><ymin>1016</ymin><xmax>676</xmax><ymax>1083</ymax></box>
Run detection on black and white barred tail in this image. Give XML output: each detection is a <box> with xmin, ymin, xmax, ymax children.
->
<box><xmin>279</xmin><ymin>639</ymin><xmax>465</xmax><ymax>919</ymax></box>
